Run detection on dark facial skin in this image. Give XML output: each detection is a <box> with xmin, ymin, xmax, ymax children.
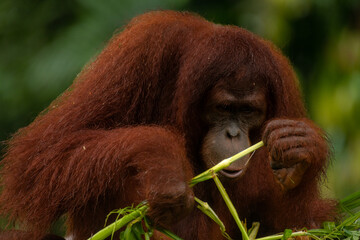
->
<box><xmin>201</xmin><ymin>82</ymin><xmax>324</xmax><ymax>192</ymax></box>
<box><xmin>201</xmin><ymin>85</ymin><xmax>267</xmax><ymax>178</ymax></box>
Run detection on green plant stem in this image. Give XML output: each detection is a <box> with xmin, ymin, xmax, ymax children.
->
<box><xmin>88</xmin><ymin>205</ymin><xmax>148</xmax><ymax>240</ymax></box>
<box><xmin>89</xmin><ymin>142</ymin><xmax>265</xmax><ymax>239</ymax></box>
<box><xmin>255</xmin><ymin>231</ymin><xmax>309</xmax><ymax>240</ymax></box>
<box><xmin>190</xmin><ymin>141</ymin><xmax>264</xmax><ymax>186</ymax></box>
<box><xmin>212</xmin><ymin>172</ymin><xmax>249</xmax><ymax>240</ymax></box>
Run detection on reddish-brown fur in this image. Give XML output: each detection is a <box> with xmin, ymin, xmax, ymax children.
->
<box><xmin>0</xmin><ymin>11</ymin><xmax>336</xmax><ymax>239</ymax></box>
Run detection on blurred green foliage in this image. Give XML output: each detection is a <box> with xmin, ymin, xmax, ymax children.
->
<box><xmin>0</xmin><ymin>0</ymin><xmax>359</xmax><ymax>208</ymax></box>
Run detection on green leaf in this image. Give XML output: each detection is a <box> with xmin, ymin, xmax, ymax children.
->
<box><xmin>281</xmin><ymin>229</ymin><xmax>292</xmax><ymax>240</ymax></box>
<box><xmin>144</xmin><ymin>233</ymin><xmax>150</xmax><ymax>240</ymax></box>
<box><xmin>89</xmin><ymin>204</ymin><xmax>148</xmax><ymax>240</ymax></box>
<box><xmin>123</xmin><ymin>223</ymin><xmax>134</xmax><ymax>240</ymax></box>
<box><xmin>195</xmin><ymin>198</ymin><xmax>225</xmax><ymax>229</ymax></box>
<box><xmin>195</xmin><ymin>197</ymin><xmax>232</xmax><ymax>240</ymax></box>
<box><xmin>248</xmin><ymin>222</ymin><xmax>260</xmax><ymax>240</ymax></box>
<box><xmin>340</xmin><ymin>190</ymin><xmax>360</xmax><ymax>214</ymax></box>
<box><xmin>143</xmin><ymin>217</ymin><xmax>153</xmax><ymax>237</ymax></box>
<box><xmin>323</xmin><ymin>221</ymin><xmax>336</xmax><ymax>231</ymax></box>
<box><xmin>156</xmin><ymin>227</ymin><xmax>184</xmax><ymax>240</ymax></box>
<box><xmin>132</xmin><ymin>222</ymin><xmax>145</xmax><ymax>240</ymax></box>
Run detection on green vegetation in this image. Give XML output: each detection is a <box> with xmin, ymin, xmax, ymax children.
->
<box><xmin>90</xmin><ymin>190</ymin><xmax>360</xmax><ymax>240</ymax></box>
<box><xmin>1</xmin><ymin>0</ymin><xmax>359</xmax><ymax>236</ymax></box>
<box><xmin>88</xmin><ymin>142</ymin><xmax>360</xmax><ymax>240</ymax></box>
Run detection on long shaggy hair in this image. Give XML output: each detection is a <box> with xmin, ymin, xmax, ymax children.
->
<box><xmin>0</xmin><ymin>11</ymin><xmax>336</xmax><ymax>239</ymax></box>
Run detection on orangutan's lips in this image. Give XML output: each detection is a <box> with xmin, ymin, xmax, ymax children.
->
<box><xmin>219</xmin><ymin>168</ymin><xmax>243</xmax><ymax>178</ymax></box>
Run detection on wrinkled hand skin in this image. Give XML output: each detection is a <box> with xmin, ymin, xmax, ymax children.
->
<box><xmin>146</xmin><ymin>180</ymin><xmax>194</xmax><ymax>228</ymax></box>
<box><xmin>263</xmin><ymin>119</ymin><xmax>325</xmax><ymax>191</ymax></box>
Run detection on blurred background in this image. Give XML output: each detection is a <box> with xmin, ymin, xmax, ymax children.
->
<box><xmin>0</xmin><ymin>0</ymin><xmax>359</xmax><ymax>228</ymax></box>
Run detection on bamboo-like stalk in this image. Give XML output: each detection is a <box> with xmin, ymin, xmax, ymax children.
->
<box><xmin>255</xmin><ymin>231</ymin><xmax>309</xmax><ymax>240</ymax></box>
<box><xmin>88</xmin><ymin>205</ymin><xmax>148</xmax><ymax>240</ymax></box>
<box><xmin>190</xmin><ymin>141</ymin><xmax>264</xmax><ymax>186</ymax></box>
<box><xmin>89</xmin><ymin>141</ymin><xmax>265</xmax><ymax>240</ymax></box>
<box><xmin>212</xmin><ymin>172</ymin><xmax>250</xmax><ymax>240</ymax></box>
